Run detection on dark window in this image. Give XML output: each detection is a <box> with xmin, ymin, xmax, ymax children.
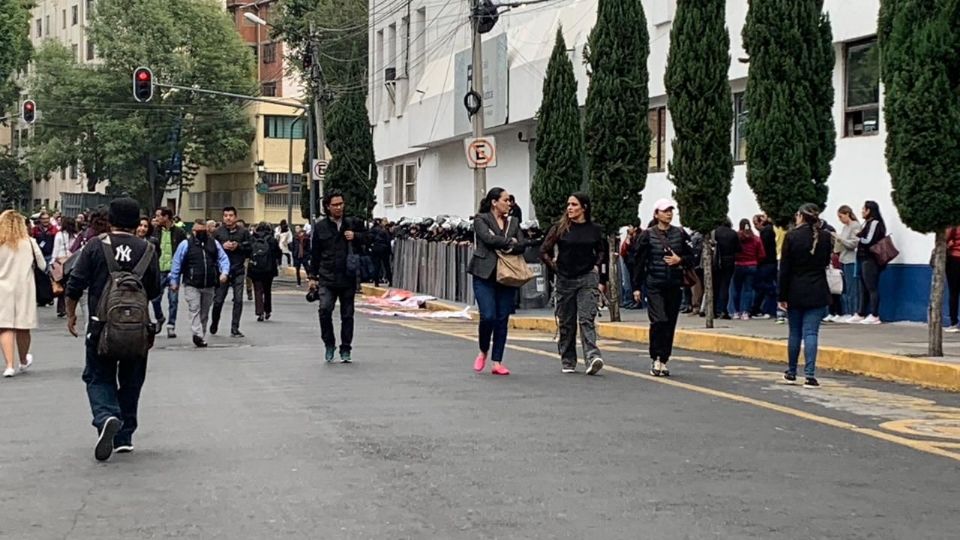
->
<box><xmin>86</xmin><ymin>0</ymin><xmax>94</xmax><ymax>20</ymax></box>
<box><xmin>72</xmin><ymin>5</ymin><xmax>79</xmax><ymax>25</ymax></box>
<box><xmin>648</xmin><ymin>107</ymin><xmax>667</xmax><ymax>173</ymax></box>
<box><xmin>86</xmin><ymin>40</ymin><xmax>95</xmax><ymax>61</ymax></box>
<box><xmin>261</xmin><ymin>82</ymin><xmax>277</xmax><ymax>97</ymax></box>
<box><xmin>71</xmin><ymin>44</ymin><xmax>78</xmax><ymax>62</ymax></box>
<box><xmin>263</xmin><ymin>42</ymin><xmax>276</xmax><ymax>64</ymax></box>
<box><xmin>62</xmin><ymin>10</ymin><xmax>66</xmax><ymax>28</ymax></box>
<box><xmin>263</xmin><ymin>116</ymin><xmax>305</xmax><ymax>139</ymax></box>
<box><xmin>844</xmin><ymin>38</ymin><xmax>880</xmax><ymax>137</ymax></box>
<box><xmin>734</xmin><ymin>92</ymin><xmax>748</xmax><ymax>163</ymax></box>
<box><xmin>36</xmin><ymin>18</ymin><xmax>41</xmax><ymax>37</ymax></box>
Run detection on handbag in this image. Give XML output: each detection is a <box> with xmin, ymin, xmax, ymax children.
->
<box><xmin>826</xmin><ymin>266</ymin><xmax>844</xmax><ymax>295</ymax></box>
<box><xmin>496</xmin><ymin>251</ymin><xmax>534</xmax><ymax>288</ymax></box>
<box><xmin>869</xmin><ymin>236</ymin><xmax>900</xmax><ymax>267</ymax></box>
<box><xmin>34</xmin><ymin>262</ymin><xmax>54</xmax><ymax>305</ymax></box>
<box><xmin>682</xmin><ymin>267</ymin><xmax>700</xmax><ymax>288</ymax></box>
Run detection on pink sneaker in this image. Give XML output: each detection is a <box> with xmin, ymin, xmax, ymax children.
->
<box><xmin>473</xmin><ymin>353</ymin><xmax>487</xmax><ymax>372</ymax></box>
<box><xmin>492</xmin><ymin>364</ymin><xmax>510</xmax><ymax>376</ymax></box>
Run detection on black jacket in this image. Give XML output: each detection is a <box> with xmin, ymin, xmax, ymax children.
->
<box><xmin>713</xmin><ymin>225</ymin><xmax>741</xmax><ymax>270</ymax></box>
<box><xmin>759</xmin><ymin>224</ymin><xmax>778</xmax><ymax>265</ymax></box>
<box><xmin>309</xmin><ymin>216</ymin><xmax>369</xmax><ymax>287</ymax></box>
<box><xmin>214</xmin><ymin>225</ymin><xmax>252</xmax><ymax>276</ymax></box>
<box><xmin>66</xmin><ymin>233</ymin><xmax>162</xmax><ymax>315</ymax></box>
<box><xmin>631</xmin><ymin>225</ymin><xmax>694</xmax><ymax>290</ymax></box>
<box><xmin>182</xmin><ymin>236</ymin><xmax>223</xmax><ymax>289</ymax></box>
<box><xmin>857</xmin><ymin>219</ymin><xmax>887</xmax><ymax>260</ymax></box>
<box><xmin>370</xmin><ymin>226</ymin><xmax>392</xmax><ymax>256</ymax></box>
<box><xmin>778</xmin><ymin>224</ymin><xmax>832</xmax><ymax>309</ymax></box>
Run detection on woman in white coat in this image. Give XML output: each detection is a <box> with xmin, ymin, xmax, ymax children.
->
<box><xmin>0</xmin><ymin>210</ymin><xmax>46</xmax><ymax>377</ymax></box>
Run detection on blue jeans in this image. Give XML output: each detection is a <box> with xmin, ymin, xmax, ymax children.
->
<box><xmin>752</xmin><ymin>263</ymin><xmax>778</xmax><ymax>316</ymax></box>
<box><xmin>473</xmin><ymin>276</ymin><xmax>516</xmax><ymax>363</ymax></box>
<box><xmin>731</xmin><ymin>266</ymin><xmax>757</xmax><ymax>314</ymax></box>
<box><xmin>81</xmin><ymin>336</ymin><xmax>149</xmax><ymax>445</ymax></box>
<box><xmin>787</xmin><ymin>306</ymin><xmax>827</xmax><ymax>378</ymax></box>
<box><xmin>152</xmin><ymin>271</ymin><xmax>179</xmax><ymax>328</ymax></box>
<box><xmin>841</xmin><ymin>262</ymin><xmax>859</xmax><ymax>316</ymax></box>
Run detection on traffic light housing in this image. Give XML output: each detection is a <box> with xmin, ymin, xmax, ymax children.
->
<box><xmin>21</xmin><ymin>100</ymin><xmax>36</xmax><ymax>124</ymax></box>
<box><xmin>133</xmin><ymin>67</ymin><xmax>154</xmax><ymax>103</ymax></box>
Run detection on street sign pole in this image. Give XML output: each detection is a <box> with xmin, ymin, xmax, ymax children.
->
<box><xmin>470</xmin><ymin>0</ymin><xmax>487</xmax><ymax>211</ymax></box>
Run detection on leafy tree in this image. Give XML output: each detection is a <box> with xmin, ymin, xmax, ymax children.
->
<box><xmin>742</xmin><ymin>0</ymin><xmax>835</xmax><ymax>227</ymax></box>
<box><xmin>27</xmin><ymin>0</ymin><xmax>256</xmax><ymax>209</ymax></box>
<box><xmin>531</xmin><ymin>28</ymin><xmax>584</xmax><ymax>228</ymax></box>
<box><xmin>323</xmin><ymin>91</ymin><xmax>377</xmax><ymax>220</ymax></box>
<box><xmin>0</xmin><ymin>0</ymin><xmax>33</xmax><ymax>117</ymax></box>
<box><xmin>880</xmin><ymin>0</ymin><xmax>960</xmax><ymax>356</ymax></box>
<box><xmin>584</xmin><ymin>0</ymin><xmax>650</xmax><ymax>322</ymax></box>
<box><xmin>0</xmin><ymin>149</ymin><xmax>28</xmax><ymax>210</ymax></box>
<box><xmin>665</xmin><ymin>0</ymin><xmax>733</xmax><ymax>329</ymax></box>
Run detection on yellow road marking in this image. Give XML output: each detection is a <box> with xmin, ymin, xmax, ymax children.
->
<box><xmin>377</xmin><ymin>318</ymin><xmax>960</xmax><ymax>463</ymax></box>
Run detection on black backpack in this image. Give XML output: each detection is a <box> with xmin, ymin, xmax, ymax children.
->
<box><xmin>95</xmin><ymin>237</ymin><xmax>155</xmax><ymax>360</ymax></box>
<box><xmin>250</xmin><ymin>234</ymin><xmax>273</xmax><ymax>274</ymax></box>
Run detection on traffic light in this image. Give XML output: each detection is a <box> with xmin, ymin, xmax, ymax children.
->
<box><xmin>21</xmin><ymin>100</ymin><xmax>36</xmax><ymax>124</ymax></box>
<box><xmin>133</xmin><ymin>67</ymin><xmax>154</xmax><ymax>103</ymax></box>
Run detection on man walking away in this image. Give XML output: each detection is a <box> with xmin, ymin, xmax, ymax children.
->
<box><xmin>65</xmin><ymin>197</ymin><xmax>161</xmax><ymax>461</ymax></box>
<box><xmin>212</xmin><ymin>207</ymin><xmax>252</xmax><ymax>338</ymax></box>
<box><xmin>370</xmin><ymin>219</ymin><xmax>393</xmax><ymax>287</ymax></box>
<box><xmin>309</xmin><ymin>190</ymin><xmax>368</xmax><ymax>363</ymax></box>
<box><xmin>169</xmin><ymin>220</ymin><xmax>230</xmax><ymax>347</ymax></box>
<box><xmin>152</xmin><ymin>207</ymin><xmax>187</xmax><ymax>338</ymax></box>
<box><xmin>712</xmin><ymin>218</ymin><xmax>740</xmax><ymax>319</ymax></box>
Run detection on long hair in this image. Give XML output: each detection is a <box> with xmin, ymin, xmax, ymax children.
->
<box><xmin>798</xmin><ymin>203</ymin><xmax>822</xmax><ymax>255</ymax></box>
<box><xmin>863</xmin><ymin>200</ymin><xmax>883</xmax><ymax>224</ymax></box>
<box><xmin>280</xmin><ymin>219</ymin><xmax>289</xmax><ymax>233</ymax></box>
<box><xmin>138</xmin><ymin>217</ymin><xmax>154</xmax><ymax>238</ymax></box>
<box><xmin>89</xmin><ymin>206</ymin><xmax>111</xmax><ymax>235</ymax></box>
<box><xmin>0</xmin><ymin>210</ymin><xmax>28</xmax><ymax>248</ymax></box>
<box><xmin>737</xmin><ymin>218</ymin><xmax>755</xmax><ymax>241</ymax></box>
<box><xmin>60</xmin><ymin>216</ymin><xmax>78</xmax><ymax>237</ymax></box>
<box><xmin>478</xmin><ymin>187</ymin><xmax>506</xmax><ymax>214</ymax></box>
<box><xmin>838</xmin><ymin>205</ymin><xmax>858</xmax><ymax>223</ymax></box>
<box><xmin>550</xmin><ymin>192</ymin><xmax>592</xmax><ymax>242</ymax></box>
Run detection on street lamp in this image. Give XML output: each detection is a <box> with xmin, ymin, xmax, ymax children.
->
<box><xmin>243</xmin><ymin>12</ymin><xmax>268</xmax><ymax>26</ymax></box>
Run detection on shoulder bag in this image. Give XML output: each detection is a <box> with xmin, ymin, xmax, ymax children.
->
<box><xmin>870</xmin><ymin>236</ymin><xmax>900</xmax><ymax>267</ymax></box>
<box><xmin>496</xmin><ymin>250</ymin><xmax>534</xmax><ymax>288</ymax></box>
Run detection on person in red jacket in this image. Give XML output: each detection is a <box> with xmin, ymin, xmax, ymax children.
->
<box><xmin>731</xmin><ymin>218</ymin><xmax>766</xmax><ymax>320</ymax></box>
<box><xmin>946</xmin><ymin>226</ymin><xmax>960</xmax><ymax>332</ymax></box>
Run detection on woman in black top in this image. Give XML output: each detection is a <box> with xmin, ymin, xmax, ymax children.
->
<box><xmin>467</xmin><ymin>188</ymin><xmax>527</xmax><ymax>376</ymax></box>
<box><xmin>853</xmin><ymin>200</ymin><xmax>887</xmax><ymax>324</ymax></box>
<box><xmin>249</xmin><ymin>222</ymin><xmax>281</xmax><ymax>322</ymax></box>
<box><xmin>778</xmin><ymin>204</ymin><xmax>833</xmax><ymax>387</ymax></box>
<box><xmin>630</xmin><ymin>199</ymin><xmax>694</xmax><ymax>377</ymax></box>
<box><xmin>541</xmin><ymin>192</ymin><xmax>609</xmax><ymax>376</ymax></box>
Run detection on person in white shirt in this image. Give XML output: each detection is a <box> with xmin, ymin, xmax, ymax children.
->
<box><xmin>275</xmin><ymin>220</ymin><xmax>293</xmax><ymax>267</ymax></box>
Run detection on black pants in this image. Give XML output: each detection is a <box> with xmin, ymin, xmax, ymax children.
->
<box><xmin>319</xmin><ymin>285</ymin><xmax>355</xmax><ymax>353</ymax></box>
<box><xmin>648</xmin><ymin>285</ymin><xmax>683</xmax><ymax>362</ymax></box>
<box><xmin>373</xmin><ymin>251</ymin><xmax>392</xmax><ymax>285</ymax></box>
<box><xmin>948</xmin><ymin>257</ymin><xmax>960</xmax><ymax>326</ymax></box>
<box><xmin>82</xmin><ymin>337</ymin><xmax>148</xmax><ymax>446</ymax></box>
<box><xmin>858</xmin><ymin>257</ymin><xmax>882</xmax><ymax>317</ymax></box>
<box><xmin>714</xmin><ymin>264</ymin><xmax>734</xmax><ymax>316</ymax></box>
<box><xmin>212</xmin><ymin>272</ymin><xmax>245</xmax><ymax>333</ymax></box>
<box><xmin>252</xmin><ymin>276</ymin><xmax>274</xmax><ymax>316</ymax></box>
<box><xmin>293</xmin><ymin>257</ymin><xmax>307</xmax><ymax>285</ymax></box>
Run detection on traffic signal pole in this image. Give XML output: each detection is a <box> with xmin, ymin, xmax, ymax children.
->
<box><xmin>470</xmin><ymin>0</ymin><xmax>487</xmax><ymax>211</ymax></box>
<box><xmin>307</xmin><ymin>24</ymin><xmax>326</xmax><ymax>225</ymax></box>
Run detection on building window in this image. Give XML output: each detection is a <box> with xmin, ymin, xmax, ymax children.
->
<box><xmin>404</xmin><ymin>163</ymin><xmax>417</xmax><ymax>205</ymax></box>
<box><xmin>60</xmin><ymin>168</ymin><xmax>66</xmax><ymax>180</ymax></box>
<box><xmin>261</xmin><ymin>82</ymin><xmax>277</xmax><ymax>97</ymax></box>
<box><xmin>189</xmin><ymin>192</ymin><xmax>206</xmax><ymax>210</ymax></box>
<box><xmin>36</xmin><ymin>19</ymin><xmax>41</xmax><ymax>38</ymax></box>
<box><xmin>72</xmin><ymin>5</ymin><xmax>79</xmax><ymax>25</ymax></box>
<box><xmin>209</xmin><ymin>191</ymin><xmax>233</xmax><ymax>209</ymax></box>
<box><xmin>264</xmin><ymin>193</ymin><xmax>300</xmax><ymax>209</ymax></box>
<box><xmin>238</xmin><ymin>190</ymin><xmax>255</xmax><ymax>209</ymax></box>
<box><xmin>261</xmin><ymin>172</ymin><xmax>303</xmax><ymax>190</ymax></box>
<box><xmin>648</xmin><ymin>107</ymin><xmax>666</xmax><ymax>172</ymax></box>
<box><xmin>263</xmin><ymin>116</ymin><xmax>305</xmax><ymax>139</ymax></box>
<box><xmin>86</xmin><ymin>0</ymin><xmax>93</xmax><ymax>20</ymax></box>
<box><xmin>845</xmin><ymin>38</ymin><xmax>880</xmax><ymax>137</ymax></box>
<box><xmin>263</xmin><ymin>42</ymin><xmax>276</xmax><ymax>64</ymax></box>
<box><xmin>70</xmin><ymin>163</ymin><xmax>78</xmax><ymax>179</ymax></box>
<box><xmin>86</xmin><ymin>41</ymin><xmax>95</xmax><ymax>61</ymax></box>
<box><xmin>72</xmin><ymin>44</ymin><xmax>79</xmax><ymax>62</ymax></box>
<box><xmin>62</xmin><ymin>10</ymin><xmax>66</xmax><ymax>29</ymax></box>
<box><xmin>45</xmin><ymin>15</ymin><xmax>50</xmax><ymax>36</ymax></box>
<box><xmin>382</xmin><ymin>165</ymin><xmax>393</xmax><ymax>207</ymax></box>
<box><xmin>734</xmin><ymin>92</ymin><xmax>748</xmax><ymax>163</ymax></box>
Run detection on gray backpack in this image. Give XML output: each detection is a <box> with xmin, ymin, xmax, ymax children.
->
<box><xmin>95</xmin><ymin>236</ymin><xmax>155</xmax><ymax>360</ymax></box>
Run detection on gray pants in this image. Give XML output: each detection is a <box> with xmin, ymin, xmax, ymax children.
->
<box><xmin>183</xmin><ymin>285</ymin><xmax>215</xmax><ymax>338</ymax></box>
<box><xmin>555</xmin><ymin>273</ymin><xmax>601</xmax><ymax>368</ymax></box>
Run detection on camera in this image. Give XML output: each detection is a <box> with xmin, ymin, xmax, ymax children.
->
<box><xmin>306</xmin><ymin>288</ymin><xmax>321</xmax><ymax>303</ymax></box>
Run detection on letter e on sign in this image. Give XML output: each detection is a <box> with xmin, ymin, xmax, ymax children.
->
<box><xmin>464</xmin><ymin>136</ymin><xmax>497</xmax><ymax>169</ymax></box>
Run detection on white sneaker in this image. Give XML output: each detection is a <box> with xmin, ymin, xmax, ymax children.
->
<box><xmin>946</xmin><ymin>326</ymin><xmax>960</xmax><ymax>334</ymax></box>
<box><xmin>561</xmin><ymin>366</ymin><xmax>576</xmax><ymax>374</ymax></box>
<box><xmin>2</xmin><ymin>368</ymin><xmax>15</xmax><ymax>378</ymax></box>
<box><xmin>741</xmin><ymin>313</ymin><xmax>751</xmax><ymax>321</ymax></box>
<box><xmin>586</xmin><ymin>358</ymin><xmax>604</xmax><ymax>376</ymax></box>
<box><xmin>861</xmin><ymin>315</ymin><xmax>882</xmax><ymax>325</ymax></box>
<box><xmin>822</xmin><ymin>315</ymin><xmax>833</xmax><ymax>322</ymax></box>
<box><xmin>19</xmin><ymin>353</ymin><xmax>33</xmax><ymax>372</ymax></box>
<box><xmin>846</xmin><ymin>315</ymin><xmax>864</xmax><ymax>324</ymax></box>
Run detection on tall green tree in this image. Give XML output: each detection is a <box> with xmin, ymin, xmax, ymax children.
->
<box><xmin>665</xmin><ymin>0</ymin><xmax>733</xmax><ymax>329</ymax></box>
<box><xmin>27</xmin><ymin>0</ymin><xmax>256</xmax><ymax>209</ymax></box>
<box><xmin>880</xmin><ymin>0</ymin><xmax>960</xmax><ymax>356</ymax></box>
<box><xmin>742</xmin><ymin>0</ymin><xmax>835</xmax><ymax>227</ymax></box>
<box><xmin>584</xmin><ymin>0</ymin><xmax>650</xmax><ymax>322</ymax></box>
<box><xmin>0</xmin><ymin>149</ymin><xmax>28</xmax><ymax>210</ymax></box>
<box><xmin>531</xmin><ymin>28</ymin><xmax>584</xmax><ymax>228</ymax></box>
<box><xmin>0</xmin><ymin>0</ymin><xmax>33</xmax><ymax>117</ymax></box>
<box><xmin>324</xmin><ymin>91</ymin><xmax>377</xmax><ymax>220</ymax></box>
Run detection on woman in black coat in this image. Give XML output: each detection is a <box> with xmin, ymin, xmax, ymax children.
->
<box><xmin>249</xmin><ymin>222</ymin><xmax>281</xmax><ymax>322</ymax></box>
<box><xmin>778</xmin><ymin>204</ymin><xmax>833</xmax><ymax>388</ymax></box>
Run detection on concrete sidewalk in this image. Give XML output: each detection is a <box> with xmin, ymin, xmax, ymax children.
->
<box><xmin>362</xmin><ymin>285</ymin><xmax>960</xmax><ymax>392</ymax></box>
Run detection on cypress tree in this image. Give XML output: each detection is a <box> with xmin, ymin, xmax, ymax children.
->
<box><xmin>665</xmin><ymin>0</ymin><xmax>733</xmax><ymax>329</ymax></box>
<box><xmin>531</xmin><ymin>27</ymin><xmax>584</xmax><ymax>228</ymax></box>
<box><xmin>584</xmin><ymin>0</ymin><xmax>650</xmax><ymax>322</ymax></box>
<box><xmin>323</xmin><ymin>91</ymin><xmax>378</xmax><ymax>220</ymax></box>
<box><xmin>880</xmin><ymin>0</ymin><xmax>960</xmax><ymax>356</ymax></box>
<box><xmin>742</xmin><ymin>0</ymin><xmax>835</xmax><ymax>227</ymax></box>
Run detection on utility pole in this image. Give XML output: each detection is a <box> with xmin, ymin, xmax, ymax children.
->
<box><xmin>470</xmin><ymin>0</ymin><xmax>487</xmax><ymax>211</ymax></box>
<box><xmin>286</xmin><ymin>113</ymin><xmax>303</xmax><ymax>227</ymax></box>
<box><xmin>308</xmin><ymin>24</ymin><xmax>327</xmax><ymax>223</ymax></box>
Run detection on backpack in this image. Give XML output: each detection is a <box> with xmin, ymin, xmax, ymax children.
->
<box><xmin>95</xmin><ymin>237</ymin><xmax>155</xmax><ymax>360</ymax></box>
<box><xmin>250</xmin><ymin>235</ymin><xmax>273</xmax><ymax>274</ymax></box>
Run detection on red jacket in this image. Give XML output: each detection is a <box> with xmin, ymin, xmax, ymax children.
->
<box><xmin>735</xmin><ymin>234</ymin><xmax>765</xmax><ymax>267</ymax></box>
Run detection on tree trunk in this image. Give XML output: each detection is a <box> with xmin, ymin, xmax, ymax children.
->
<box><xmin>608</xmin><ymin>235</ymin><xmax>622</xmax><ymax>322</ymax></box>
<box><xmin>703</xmin><ymin>239</ymin><xmax>715</xmax><ymax>329</ymax></box>
<box><xmin>928</xmin><ymin>229</ymin><xmax>946</xmax><ymax>356</ymax></box>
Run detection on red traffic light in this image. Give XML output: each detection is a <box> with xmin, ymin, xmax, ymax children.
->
<box><xmin>133</xmin><ymin>67</ymin><xmax>154</xmax><ymax>102</ymax></box>
<box><xmin>24</xmin><ymin>102</ymin><xmax>34</xmax><ymax>110</ymax></box>
<box><xmin>21</xmin><ymin>100</ymin><xmax>36</xmax><ymax>124</ymax></box>
<box><xmin>137</xmin><ymin>70</ymin><xmax>150</xmax><ymax>82</ymax></box>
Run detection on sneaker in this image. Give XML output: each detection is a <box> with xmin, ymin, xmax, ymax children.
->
<box><xmin>230</xmin><ymin>330</ymin><xmax>245</xmax><ymax>338</ymax></box>
<box><xmin>586</xmin><ymin>358</ymin><xmax>604</xmax><ymax>376</ymax></box>
<box><xmin>783</xmin><ymin>371</ymin><xmax>797</xmax><ymax>385</ymax></box>
<box><xmin>340</xmin><ymin>351</ymin><xmax>353</xmax><ymax>364</ymax></box>
<box><xmin>20</xmin><ymin>353</ymin><xmax>34</xmax><ymax>372</ymax></box>
<box><xmin>740</xmin><ymin>313</ymin><xmax>751</xmax><ymax>321</ymax></box>
<box><xmin>256</xmin><ymin>314</ymin><xmax>264</xmax><ymax>322</ymax></box>
<box><xmin>861</xmin><ymin>315</ymin><xmax>881</xmax><ymax>325</ymax></box>
<box><xmin>775</xmin><ymin>317</ymin><xmax>786</xmax><ymax>325</ymax></box>
<box><xmin>660</xmin><ymin>361</ymin><xmax>670</xmax><ymax>377</ymax></box>
<box><xmin>561</xmin><ymin>366</ymin><xmax>576</xmax><ymax>374</ymax></box>
<box><xmin>804</xmin><ymin>377</ymin><xmax>821</xmax><ymax>388</ymax></box>
<box><xmin>2</xmin><ymin>367</ymin><xmax>14</xmax><ymax>378</ymax></box>
<box><xmin>95</xmin><ymin>416</ymin><xmax>122</xmax><ymax>462</ymax></box>
<box><xmin>650</xmin><ymin>359</ymin><xmax>662</xmax><ymax>377</ymax></box>
<box><xmin>491</xmin><ymin>364</ymin><xmax>510</xmax><ymax>376</ymax></box>
<box><xmin>946</xmin><ymin>325</ymin><xmax>960</xmax><ymax>333</ymax></box>
<box><xmin>473</xmin><ymin>353</ymin><xmax>487</xmax><ymax>372</ymax></box>
<box><xmin>114</xmin><ymin>444</ymin><xmax>135</xmax><ymax>454</ymax></box>
<box><xmin>822</xmin><ymin>315</ymin><xmax>833</xmax><ymax>323</ymax></box>
<box><xmin>192</xmin><ymin>335</ymin><xmax>208</xmax><ymax>348</ymax></box>
<box><xmin>756</xmin><ymin>314</ymin><xmax>772</xmax><ymax>320</ymax></box>
<box><xmin>325</xmin><ymin>347</ymin><xmax>336</xmax><ymax>363</ymax></box>
<box><xmin>167</xmin><ymin>326</ymin><xmax>176</xmax><ymax>339</ymax></box>
<box><xmin>846</xmin><ymin>315</ymin><xmax>864</xmax><ymax>324</ymax></box>
<box><xmin>210</xmin><ymin>321</ymin><xmax>218</xmax><ymax>335</ymax></box>
<box><xmin>264</xmin><ymin>312</ymin><xmax>271</xmax><ymax>321</ymax></box>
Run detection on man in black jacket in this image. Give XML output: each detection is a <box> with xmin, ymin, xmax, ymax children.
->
<box><xmin>370</xmin><ymin>219</ymin><xmax>393</xmax><ymax>286</ymax></box>
<box><xmin>712</xmin><ymin>218</ymin><xmax>741</xmax><ymax>319</ymax></box>
<box><xmin>152</xmin><ymin>207</ymin><xmax>187</xmax><ymax>338</ymax></box>
<box><xmin>309</xmin><ymin>190</ymin><xmax>368</xmax><ymax>364</ymax></box>
<box><xmin>66</xmin><ymin>197</ymin><xmax>162</xmax><ymax>461</ymax></box>
<box><xmin>212</xmin><ymin>206</ymin><xmax>252</xmax><ymax>338</ymax></box>
<box><xmin>751</xmin><ymin>214</ymin><xmax>779</xmax><ymax>318</ymax></box>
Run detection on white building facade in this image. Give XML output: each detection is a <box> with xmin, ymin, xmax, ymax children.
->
<box><xmin>369</xmin><ymin>0</ymin><xmax>934</xmax><ymax>322</ymax></box>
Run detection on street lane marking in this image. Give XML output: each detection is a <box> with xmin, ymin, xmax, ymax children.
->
<box><xmin>376</xmin><ymin>319</ymin><xmax>960</xmax><ymax>463</ymax></box>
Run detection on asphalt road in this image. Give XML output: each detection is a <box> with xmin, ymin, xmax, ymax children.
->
<box><xmin>1</xmin><ymin>288</ymin><xmax>958</xmax><ymax>540</ymax></box>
